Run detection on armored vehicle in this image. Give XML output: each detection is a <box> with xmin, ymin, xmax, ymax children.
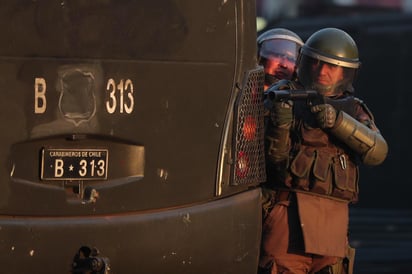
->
<box><xmin>0</xmin><ymin>1</ymin><xmax>265</xmax><ymax>273</ymax></box>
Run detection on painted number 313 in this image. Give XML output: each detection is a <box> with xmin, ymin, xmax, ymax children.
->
<box><xmin>106</xmin><ymin>78</ymin><xmax>135</xmax><ymax>114</ymax></box>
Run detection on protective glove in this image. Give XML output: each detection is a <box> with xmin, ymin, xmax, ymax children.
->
<box><xmin>270</xmin><ymin>100</ymin><xmax>293</xmax><ymax>127</ymax></box>
<box><xmin>311</xmin><ymin>103</ymin><xmax>338</xmax><ymax>128</ymax></box>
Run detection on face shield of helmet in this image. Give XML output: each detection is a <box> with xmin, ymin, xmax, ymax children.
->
<box><xmin>259</xmin><ymin>39</ymin><xmax>300</xmax><ymax>84</ymax></box>
<box><xmin>298</xmin><ymin>55</ymin><xmax>357</xmax><ymax>96</ymax></box>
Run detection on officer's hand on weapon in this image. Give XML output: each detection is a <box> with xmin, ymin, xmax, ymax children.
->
<box><xmin>311</xmin><ymin>104</ymin><xmax>337</xmax><ymax>128</ymax></box>
<box><xmin>264</xmin><ymin>80</ymin><xmax>294</xmax><ymax>113</ymax></box>
<box><xmin>270</xmin><ymin>100</ymin><xmax>293</xmax><ymax>127</ymax></box>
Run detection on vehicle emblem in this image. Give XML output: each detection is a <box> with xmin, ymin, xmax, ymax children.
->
<box><xmin>58</xmin><ymin>69</ymin><xmax>97</xmax><ymax>126</ymax></box>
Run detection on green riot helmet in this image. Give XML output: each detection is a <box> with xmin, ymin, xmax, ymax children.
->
<box><xmin>297</xmin><ymin>28</ymin><xmax>361</xmax><ymax>96</ymax></box>
<box><xmin>257</xmin><ymin>28</ymin><xmax>303</xmax><ymax>87</ymax></box>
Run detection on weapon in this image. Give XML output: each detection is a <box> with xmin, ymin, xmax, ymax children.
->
<box><xmin>265</xmin><ymin>87</ymin><xmax>356</xmax><ymax>116</ymax></box>
<box><xmin>265</xmin><ymin>88</ymin><xmax>319</xmax><ymax>102</ymax></box>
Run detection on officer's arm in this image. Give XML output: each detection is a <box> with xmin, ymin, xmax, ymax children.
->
<box><xmin>330</xmin><ymin>111</ymin><xmax>388</xmax><ymax>166</ymax></box>
<box><xmin>266</xmin><ymin>123</ymin><xmax>290</xmax><ymax>164</ymax></box>
<box><xmin>265</xmin><ymin>98</ymin><xmax>293</xmax><ymax>164</ymax></box>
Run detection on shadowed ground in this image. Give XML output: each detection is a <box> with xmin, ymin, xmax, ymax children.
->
<box><xmin>349</xmin><ymin>208</ymin><xmax>412</xmax><ymax>274</ymax></box>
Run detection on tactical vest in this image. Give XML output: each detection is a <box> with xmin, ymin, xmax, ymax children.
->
<box><xmin>285</xmin><ymin>97</ymin><xmax>360</xmax><ymax>202</ymax></box>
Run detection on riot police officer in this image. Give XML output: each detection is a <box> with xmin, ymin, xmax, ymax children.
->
<box><xmin>257</xmin><ymin>27</ymin><xmax>304</xmax><ymax>274</ymax></box>
<box><xmin>257</xmin><ymin>28</ymin><xmax>303</xmax><ymax>125</ymax></box>
<box><xmin>259</xmin><ymin>28</ymin><xmax>388</xmax><ymax>274</ymax></box>
<box><xmin>257</xmin><ymin>28</ymin><xmax>303</xmax><ymax>90</ymax></box>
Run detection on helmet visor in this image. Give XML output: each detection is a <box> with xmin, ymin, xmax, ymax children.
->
<box><xmin>259</xmin><ymin>39</ymin><xmax>300</xmax><ymax>64</ymax></box>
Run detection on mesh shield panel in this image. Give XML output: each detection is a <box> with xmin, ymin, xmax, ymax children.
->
<box><xmin>232</xmin><ymin>67</ymin><xmax>266</xmax><ymax>185</ymax></box>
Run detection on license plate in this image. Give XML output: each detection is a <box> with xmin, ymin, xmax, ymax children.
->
<box><xmin>41</xmin><ymin>148</ymin><xmax>108</xmax><ymax>180</ymax></box>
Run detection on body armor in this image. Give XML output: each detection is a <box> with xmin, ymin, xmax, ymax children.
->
<box><xmin>286</xmin><ymin>99</ymin><xmax>360</xmax><ymax>202</ymax></box>
<box><xmin>267</xmin><ymin>93</ymin><xmax>387</xmax><ymax>202</ymax></box>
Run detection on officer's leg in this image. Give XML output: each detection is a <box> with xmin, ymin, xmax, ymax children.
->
<box><xmin>315</xmin><ymin>266</ymin><xmax>333</xmax><ymax>274</ymax></box>
<box><xmin>310</xmin><ymin>255</ymin><xmax>338</xmax><ymax>273</ymax></box>
<box><xmin>274</xmin><ymin>253</ymin><xmax>311</xmax><ymax>274</ymax></box>
<box><xmin>261</xmin><ymin>194</ymin><xmax>308</xmax><ymax>274</ymax></box>
<box><xmin>314</xmin><ymin>245</ymin><xmax>355</xmax><ymax>274</ymax></box>
<box><xmin>259</xmin><ymin>202</ymin><xmax>289</xmax><ymax>274</ymax></box>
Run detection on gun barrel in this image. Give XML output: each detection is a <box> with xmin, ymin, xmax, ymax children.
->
<box><xmin>266</xmin><ymin>89</ymin><xmax>318</xmax><ymax>102</ymax></box>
